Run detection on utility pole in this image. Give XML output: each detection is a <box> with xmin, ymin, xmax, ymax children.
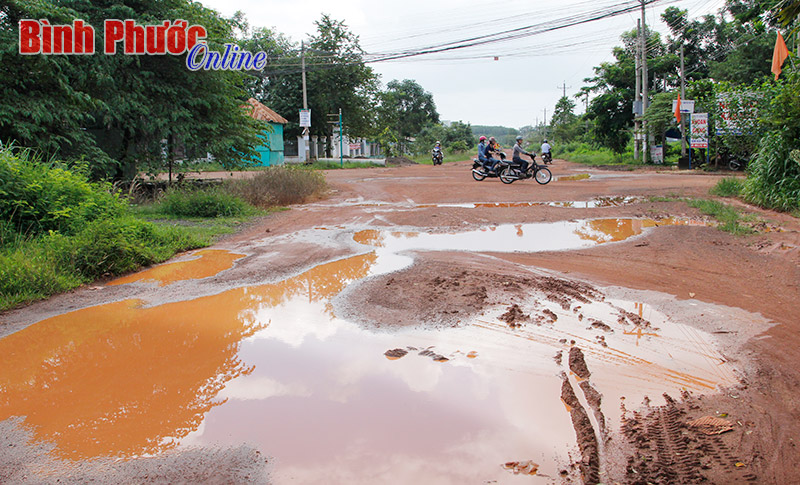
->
<box><xmin>338</xmin><ymin>108</ymin><xmax>343</xmax><ymax>167</ymax></box>
<box><xmin>680</xmin><ymin>44</ymin><xmax>687</xmax><ymax>158</ymax></box>
<box><xmin>557</xmin><ymin>82</ymin><xmax>571</xmax><ymax>98</ymax></box>
<box><xmin>542</xmin><ymin>108</ymin><xmax>547</xmax><ymax>138</ymax></box>
<box><xmin>634</xmin><ymin>19</ymin><xmax>641</xmax><ymax>161</ymax></box>
<box><xmin>301</xmin><ymin>41</ymin><xmax>310</xmax><ymax>162</ymax></box>
<box><xmin>640</xmin><ymin>0</ymin><xmax>649</xmax><ymax>164</ymax></box>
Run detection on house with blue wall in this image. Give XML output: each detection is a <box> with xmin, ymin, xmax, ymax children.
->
<box><xmin>245</xmin><ymin>98</ymin><xmax>288</xmax><ymax>166</ymax></box>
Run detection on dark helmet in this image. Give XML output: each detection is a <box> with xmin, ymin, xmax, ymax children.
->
<box><xmin>516</xmin><ymin>135</ymin><xmax>523</xmax><ymax>141</ymax></box>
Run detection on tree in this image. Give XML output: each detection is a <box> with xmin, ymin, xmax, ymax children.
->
<box><xmin>550</xmin><ymin>96</ymin><xmax>582</xmax><ymax>143</ymax></box>
<box><xmin>0</xmin><ymin>0</ymin><xmax>264</xmax><ymax>180</ymax></box>
<box><xmin>307</xmin><ymin>15</ymin><xmax>380</xmax><ymax>157</ymax></box>
<box><xmin>586</xmin><ymin>91</ymin><xmax>632</xmax><ymax>155</ymax></box>
<box><xmin>378</xmin><ymin>79</ymin><xmax>439</xmax><ymax>153</ymax></box>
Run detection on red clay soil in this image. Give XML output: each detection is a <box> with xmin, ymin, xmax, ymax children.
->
<box><xmin>2</xmin><ymin>157</ymin><xmax>800</xmax><ymax>483</ymax></box>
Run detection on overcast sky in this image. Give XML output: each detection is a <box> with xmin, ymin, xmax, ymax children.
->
<box><xmin>200</xmin><ymin>0</ymin><xmax>726</xmax><ymax>128</ymax></box>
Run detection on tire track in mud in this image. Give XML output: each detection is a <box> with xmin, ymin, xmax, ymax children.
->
<box><xmin>560</xmin><ymin>347</ymin><xmax>605</xmax><ymax>485</ymax></box>
<box><xmin>621</xmin><ymin>393</ymin><xmax>757</xmax><ymax>483</ymax></box>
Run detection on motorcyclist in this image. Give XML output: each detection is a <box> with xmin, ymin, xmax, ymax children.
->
<box><xmin>431</xmin><ymin>141</ymin><xmax>443</xmax><ymax>164</ymax></box>
<box><xmin>541</xmin><ymin>139</ymin><xmax>552</xmax><ymax>163</ymax></box>
<box><xmin>484</xmin><ymin>137</ymin><xmax>502</xmax><ymax>171</ymax></box>
<box><xmin>512</xmin><ymin>136</ymin><xmax>533</xmax><ymax>173</ymax></box>
<box><xmin>478</xmin><ymin>136</ymin><xmax>497</xmax><ymax>173</ymax></box>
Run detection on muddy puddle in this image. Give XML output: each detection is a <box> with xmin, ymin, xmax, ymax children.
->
<box><xmin>0</xmin><ymin>220</ymin><xmax>734</xmax><ymax>483</ymax></box>
<box><xmin>305</xmin><ymin>196</ymin><xmax>647</xmax><ymax>212</ymax></box>
<box><xmin>352</xmin><ymin>217</ymin><xmax>707</xmax><ymax>254</ymax></box>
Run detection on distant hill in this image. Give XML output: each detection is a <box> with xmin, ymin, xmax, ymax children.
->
<box><xmin>471</xmin><ymin>125</ymin><xmax>520</xmax><ymax>147</ymax></box>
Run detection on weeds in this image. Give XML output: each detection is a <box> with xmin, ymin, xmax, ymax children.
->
<box><xmin>158</xmin><ymin>186</ymin><xmax>252</xmax><ymax>218</ymax></box>
<box><xmin>710</xmin><ymin>177</ymin><xmax>744</xmax><ymax>197</ymax></box>
<box><xmin>229</xmin><ymin>166</ymin><xmax>326</xmax><ymax>206</ymax></box>
<box><xmin>687</xmin><ymin>199</ymin><xmax>756</xmax><ymax>235</ymax></box>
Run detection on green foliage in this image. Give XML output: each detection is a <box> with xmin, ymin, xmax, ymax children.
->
<box><xmin>711</xmin><ymin>177</ymin><xmax>745</xmax><ymax>197</ymax></box>
<box><xmin>0</xmin><ymin>218</ymin><xmax>205</xmax><ymax>310</ymax></box>
<box><xmin>586</xmin><ymin>91</ymin><xmax>633</xmax><ymax>155</ymax></box>
<box><xmin>228</xmin><ymin>166</ymin><xmax>327</xmax><ymax>206</ymax></box>
<box><xmin>413</xmin><ymin>121</ymin><xmax>474</xmax><ymax>155</ymax></box>
<box><xmin>558</xmin><ymin>141</ymin><xmax>637</xmax><ymax>165</ymax></box>
<box><xmin>742</xmin><ymin>132</ymin><xmax>800</xmax><ymax>211</ymax></box>
<box><xmin>0</xmin><ymin>147</ymin><xmax>125</xmax><ymax>236</ymax></box>
<box><xmin>471</xmin><ymin>125</ymin><xmax>519</xmax><ymax>147</ymax></box>
<box><xmin>158</xmin><ymin>186</ymin><xmax>251</xmax><ymax>218</ymax></box>
<box><xmin>258</xmin><ymin>14</ymin><xmax>380</xmax><ymax>156</ymax></box>
<box><xmin>550</xmin><ymin>97</ymin><xmax>583</xmax><ymax>144</ymax></box>
<box><xmin>0</xmin><ymin>0</ymin><xmax>263</xmax><ymax>180</ymax></box>
<box><xmin>379</xmin><ymin>79</ymin><xmax>439</xmax><ymax>148</ymax></box>
<box><xmin>687</xmin><ymin>199</ymin><xmax>756</xmax><ymax>235</ymax></box>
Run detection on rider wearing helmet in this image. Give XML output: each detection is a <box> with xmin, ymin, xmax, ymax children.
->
<box><xmin>541</xmin><ymin>139</ymin><xmax>552</xmax><ymax>163</ymax></box>
<box><xmin>431</xmin><ymin>140</ymin><xmax>443</xmax><ymax>164</ymax></box>
<box><xmin>478</xmin><ymin>136</ymin><xmax>494</xmax><ymax>172</ymax></box>
<box><xmin>512</xmin><ymin>135</ymin><xmax>533</xmax><ymax>173</ymax></box>
<box><xmin>484</xmin><ymin>136</ymin><xmax>502</xmax><ymax>171</ymax></box>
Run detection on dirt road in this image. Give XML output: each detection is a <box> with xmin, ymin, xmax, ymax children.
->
<box><xmin>2</xmin><ymin>158</ymin><xmax>799</xmax><ymax>483</ymax></box>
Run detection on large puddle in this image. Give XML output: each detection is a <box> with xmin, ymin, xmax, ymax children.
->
<box><xmin>0</xmin><ymin>219</ymin><xmax>734</xmax><ymax>483</ymax></box>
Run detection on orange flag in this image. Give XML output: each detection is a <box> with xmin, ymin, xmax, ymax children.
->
<box><xmin>772</xmin><ymin>31</ymin><xmax>789</xmax><ymax>80</ymax></box>
<box><xmin>674</xmin><ymin>94</ymin><xmax>681</xmax><ymax>123</ymax></box>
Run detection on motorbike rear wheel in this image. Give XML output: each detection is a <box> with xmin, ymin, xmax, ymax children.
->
<box><xmin>534</xmin><ymin>167</ymin><xmax>552</xmax><ymax>185</ymax></box>
<box><xmin>472</xmin><ymin>169</ymin><xmax>487</xmax><ymax>181</ymax></box>
<box><xmin>499</xmin><ymin>167</ymin><xmax>516</xmax><ymax>184</ymax></box>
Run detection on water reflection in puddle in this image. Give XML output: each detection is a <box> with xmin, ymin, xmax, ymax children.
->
<box><xmin>354</xmin><ymin>218</ymin><xmax>706</xmax><ymax>253</ymax></box>
<box><xmin>107</xmin><ymin>249</ymin><xmax>245</xmax><ymax>286</ymax></box>
<box><xmin>307</xmin><ymin>196</ymin><xmax>644</xmax><ymax>212</ymax></box>
<box><xmin>0</xmin><ymin>220</ymin><xmax>733</xmax><ymax>483</ymax></box>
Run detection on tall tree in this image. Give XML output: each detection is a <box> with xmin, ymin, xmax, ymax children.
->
<box><xmin>0</xmin><ymin>0</ymin><xmax>263</xmax><ymax>180</ymax></box>
<box><xmin>378</xmin><ymin>79</ymin><xmax>439</xmax><ymax>151</ymax></box>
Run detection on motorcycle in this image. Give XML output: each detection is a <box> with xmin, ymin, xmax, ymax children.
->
<box><xmin>432</xmin><ymin>149</ymin><xmax>443</xmax><ymax>165</ymax></box>
<box><xmin>542</xmin><ymin>152</ymin><xmax>552</xmax><ymax>164</ymax></box>
<box><xmin>498</xmin><ymin>153</ymin><xmax>552</xmax><ymax>185</ymax></box>
<box><xmin>472</xmin><ymin>152</ymin><xmax>506</xmax><ymax>181</ymax></box>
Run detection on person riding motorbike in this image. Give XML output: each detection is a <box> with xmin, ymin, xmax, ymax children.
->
<box><xmin>512</xmin><ymin>136</ymin><xmax>533</xmax><ymax>173</ymax></box>
<box><xmin>484</xmin><ymin>136</ymin><xmax>502</xmax><ymax>171</ymax></box>
<box><xmin>431</xmin><ymin>141</ymin><xmax>443</xmax><ymax>164</ymax></box>
<box><xmin>478</xmin><ymin>136</ymin><xmax>498</xmax><ymax>173</ymax></box>
<box><xmin>541</xmin><ymin>139</ymin><xmax>552</xmax><ymax>164</ymax></box>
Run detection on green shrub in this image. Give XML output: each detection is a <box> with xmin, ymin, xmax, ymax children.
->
<box><xmin>0</xmin><ymin>217</ymin><xmax>205</xmax><ymax>310</ymax></box>
<box><xmin>711</xmin><ymin>177</ymin><xmax>744</xmax><ymax>197</ymax></box>
<box><xmin>742</xmin><ymin>133</ymin><xmax>800</xmax><ymax>212</ymax></box>
<box><xmin>0</xmin><ymin>147</ymin><xmax>125</xmax><ymax>236</ymax></box>
<box><xmin>229</xmin><ymin>166</ymin><xmax>326</xmax><ymax>206</ymax></box>
<box><xmin>159</xmin><ymin>186</ymin><xmax>250</xmax><ymax>217</ymax></box>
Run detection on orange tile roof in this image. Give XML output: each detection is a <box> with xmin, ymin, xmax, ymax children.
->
<box><xmin>244</xmin><ymin>98</ymin><xmax>288</xmax><ymax>124</ymax></box>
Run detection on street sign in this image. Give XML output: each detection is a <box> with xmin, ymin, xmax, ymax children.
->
<box><xmin>299</xmin><ymin>109</ymin><xmax>311</xmax><ymax>127</ymax></box>
<box><xmin>671</xmin><ymin>99</ymin><xmax>695</xmax><ymax>114</ymax></box>
<box><xmin>690</xmin><ymin>113</ymin><xmax>709</xmax><ymax>149</ymax></box>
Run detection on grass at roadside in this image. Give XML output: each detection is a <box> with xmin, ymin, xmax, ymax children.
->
<box><xmin>687</xmin><ymin>199</ymin><xmax>758</xmax><ymax>235</ymax></box>
<box><xmin>0</xmin><ymin>150</ymin><xmax>326</xmax><ymax>311</ymax></box>
<box><xmin>408</xmin><ymin>150</ymin><xmax>472</xmax><ymax>165</ymax></box>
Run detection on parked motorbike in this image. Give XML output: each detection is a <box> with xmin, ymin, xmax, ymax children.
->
<box><xmin>432</xmin><ymin>149</ymin><xmax>443</xmax><ymax>165</ymax></box>
<box><xmin>472</xmin><ymin>152</ymin><xmax>506</xmax><ymax>181</ymax></box>
<box><xmin>498</xmin><ymin>153</ymin><xmax>552</xmax><ymax>185</ymax></box>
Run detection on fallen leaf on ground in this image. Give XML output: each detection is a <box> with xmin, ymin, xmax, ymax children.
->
<box><xmin>687</xmin><ymin>416</ymin><xmax>734</xmax><ymax>435</ymax></box>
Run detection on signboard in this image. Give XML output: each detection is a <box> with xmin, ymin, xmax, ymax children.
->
<box><xmin>690</xmin><ymin>113</ymin><xmax>709</xmax><ymax>148</ymax></box>
<box><xmin>650</xmin><ymin>144</ymin><xmax>664</xmax><ymax>164</ymax></box>
<box><xmin>299</xmin><ymin>109</ymin><xmax>311</xmax><ymax>127</ymax></box>
<box><xmin>716</xmin><ymin>92</ymin><xmax>758</xmax><ymax>135</ymax></box>
<box><xmin>671</xmin><ymin>99</ymin><xmax>695</xmax><ymax>114</ymax></box>
<box><xmin>349</xmin><ymin>143</ymin><xmax>361</xmax><ymax>150</ymax></box>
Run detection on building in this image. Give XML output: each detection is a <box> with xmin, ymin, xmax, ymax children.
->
<box><xmin>244</xmin><ymin>98</ymin><xmax>288</xmax><ymax>166</ymax></box>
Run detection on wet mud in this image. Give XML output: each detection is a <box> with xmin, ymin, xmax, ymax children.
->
<box><xmin>3</xmin><ymin>160</ymin><xmax>799</xmax><ymax>483</ymax></box>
